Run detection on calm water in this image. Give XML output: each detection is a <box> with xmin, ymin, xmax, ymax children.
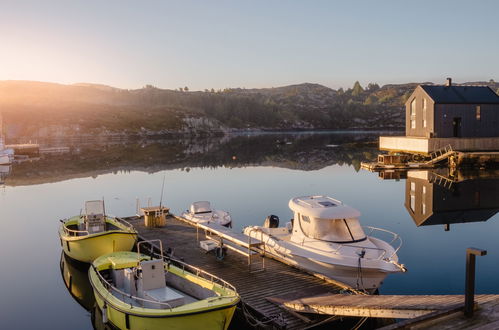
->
<box><xmin>1</xmin><ymin>131</ymin><xmax>498</xmax><ymax>329</ymax></box>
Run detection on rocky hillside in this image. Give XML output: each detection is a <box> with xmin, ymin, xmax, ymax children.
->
<box><xmin>1</xmin><ymin>79</ymin><xmax>497</xmax><ymax>139</ymax></box>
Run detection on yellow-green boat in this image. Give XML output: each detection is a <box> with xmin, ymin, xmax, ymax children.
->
<box><xmin>89</xmin><ymin>240</ymin><xmax>239</xmax><ymax>330</ymax></box>
<box><xmin>59</xmin><ymin>200</ymin><xmax>138</xmax><ymax>263</ymax></box>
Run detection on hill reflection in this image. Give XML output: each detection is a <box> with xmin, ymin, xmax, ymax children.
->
<box><xmin>4</xmin><ymin>132</ymin><xmax>381</xmax><ymax>186</ymax></box>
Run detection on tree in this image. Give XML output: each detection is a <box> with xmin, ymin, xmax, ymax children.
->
<box><xmin>210</xmin><ymin>88</ymin><xmax>215</xmax><ymax>93</ymax></box>
<box><xmin>367</xmin><ymin>83</ymin><xmax>380</xmax><ymax>92</ymax></box>
<box><xmin>352</xmin><ymin>81</ymin><xmax>363</xmax><ymax>97</ymax></box>
<box><xmin>337</xmin><ymin>87</ymin><xmax>344</xmax><ymax>95</ymax></box>
<box><xmin>184</xmin><ymin>86</ymin><xmax>189</xmax><ymax>92</ymax></box>
<box><xmin>178</xmin><ymin>87</ymin><xmax>183</xmax><ymax>92</ymax></box>
<box><xmin>364</xmin><ymin>95</ymin><xmax>377</xmax><ymax>105</ymax></box>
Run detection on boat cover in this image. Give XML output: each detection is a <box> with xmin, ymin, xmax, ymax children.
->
<box><xmin>190</xmin><ymin>201</ymin><xmax>212</xmax><ymax>214</ymax></box>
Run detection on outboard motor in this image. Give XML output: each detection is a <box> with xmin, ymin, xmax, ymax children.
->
<box><xmin>263</xmin><ymin>215</ymin><xmax>280</xmax><ymax>228</ymax></box>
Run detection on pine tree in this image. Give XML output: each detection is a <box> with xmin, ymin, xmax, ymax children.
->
<box><xmin>352</xmin><ymin>81</ymin><xmax>363</xmax><ymax>97</ymax></box>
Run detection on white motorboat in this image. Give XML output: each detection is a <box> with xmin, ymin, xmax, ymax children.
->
<box><xmin>181</xmin><ymin>201</ymin><xmax>232</xmax><ymax>227</ymax></box>
<box><xmin>243</xmin><ymin>195</ymin><xmax>406</xmax><ymax>291</ymax></box>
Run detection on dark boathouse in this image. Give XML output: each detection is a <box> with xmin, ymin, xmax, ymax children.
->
<box><xmin>405</xmin><ymin>78</ymin><xmax>499</xmax><ymax>138</ymax></box>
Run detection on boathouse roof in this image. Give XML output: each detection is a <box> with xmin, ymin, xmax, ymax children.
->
<box><xmin>420</xmin><ymin>85</ymin><xmax>499</xmax><ymax>104</ymax></box>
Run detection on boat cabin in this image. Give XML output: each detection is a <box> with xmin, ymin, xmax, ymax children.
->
<box><xmin>289</xmin><ymin>196</ymin><xmax>366</xmax><ymax>243</ymax></box>
<box><xmin>83</xmin><ymin>200</ymin><xmax>106</xmax><ymax>234</ymax></box>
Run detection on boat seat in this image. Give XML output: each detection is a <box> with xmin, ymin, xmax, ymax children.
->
<box><xmin>139</xmin><ymin>259</ymin><xmax>166</xmax><ymax>291</ymax></box>
<box><xmin>143</xmin><ymin>287</ymin><xmax>185</xmax><ymax>309</ymax></box>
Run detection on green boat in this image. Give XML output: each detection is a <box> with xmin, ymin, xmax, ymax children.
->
<box><xmin>59</xmin><ymin>200</ymin><xmax>137</xmax><ymax>263</ymax></box>
<box><xmin>89</xmin><ymin>240</ymin><xmax>239</xmax><ymax>330</ymax></box>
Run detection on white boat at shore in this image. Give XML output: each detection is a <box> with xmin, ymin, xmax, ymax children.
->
<box><xmin>181</xmin><ymin>201</ymin><xmax>232</xmax><ymax>227</ymax></box>
<box><xmin>244</xmin><ymin>195</ymin><xmax>406</xmax><ymax>291</ymax></box>
<box><xmin>0</xmin><ymin>136</ymin><xmax>13</xmax><ymax>165</ymax></box>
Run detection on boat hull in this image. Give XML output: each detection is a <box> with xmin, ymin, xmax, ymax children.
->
<box><xmin>267</xmin><ymin>248</ymin><xmax>389</xmax><ymax>290</ymax></box>
<box><xmin>93</xmin><ymin>291</ymin><xmax>236</xmax><ymax>330</ymax></box>
<box><xmin>244</xmin><ymin>227</ymin><xmax>402</xmax><ymax>291</ymax></box>
<box><xmin>60</xmin><ymin>231</ymin><xmax>137</xmax><ymax>263</ymax></box>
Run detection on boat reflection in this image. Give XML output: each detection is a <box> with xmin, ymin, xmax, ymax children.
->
<box><xmin>0</xmin><ymin>164</ymin><xmax>11</xmax><ymax>184</ymax></box>
<box><xmin>59</xmin><ymin>253</ymin><xmax>117</xmax><ymax>330</ymax></box>
<box><xmin>404</xmin><ymin>169</ymin><xmax>499</xmax><ymax>231</ymax></box>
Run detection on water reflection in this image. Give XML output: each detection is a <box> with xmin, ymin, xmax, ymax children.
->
<box><xmin>403</xmin><ymin>169</ymin><xmax>499</xmax><ymax>230</ymax></box>
<box><xmin>60</xmin><ymin>253</ymin><xmax>116</xmax><ymax>330</ymax></box>
<box><xmin>0</xmin><ymin>164</ymin><xmax>10</xmax><ymax>184</ymax></box>
<box><xmin>4</xmin><ymin>132</ymin><xmax>380</xmax><ymax>186</ymax></box>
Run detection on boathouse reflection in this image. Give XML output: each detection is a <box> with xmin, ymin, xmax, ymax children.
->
<box><xmin>404</xmin><ymin>170</ymin><xmax>499</xmax><ymax>230</ymax></box>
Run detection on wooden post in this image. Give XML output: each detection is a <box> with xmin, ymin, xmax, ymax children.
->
<box><xmin>464</xmin><ymin>247</ymin><xmax>487</xmax><ymax>317</ymax></box>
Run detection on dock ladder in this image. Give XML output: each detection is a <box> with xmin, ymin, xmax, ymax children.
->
<box><xmin>429</xmin><ymin>172</ymin><xmax>455</xmax><ymax>190</ymax></box>
<box><xmin>424</xmin><ymin>145</ymin><xmax>456</xmax><ymax>165</ymax></box>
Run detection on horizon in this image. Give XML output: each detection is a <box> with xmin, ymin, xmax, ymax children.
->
<box><xmin>1</xmin><ymin>77</ymin><xmax>498</xmax><ymax>93</ymax></box>
<box><xmin>1</xmin><ymin>1</ymin><xmax>499</xmax><ymax>91</ymax></box>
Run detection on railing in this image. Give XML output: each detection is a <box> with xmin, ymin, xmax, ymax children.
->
<box><xmin>60</xmin><ymin>219</ymin><xmax>89</xmax><ymax>237</ymax></box>
<box><xmin>60</xmin><ymin>216</ymin><xmax>135</xmax><ymax>237</ymax></box>
<box><xmin>142</xmin><ymin>240</ymin><xmax>237</xmax><ymax>293</ymax></box>
<box><xmin>429</xmin><ymin>144</ymin><xmax>454</xmax><ymax>160</ymax></box>
<box><xmin>92</xmin><ymin>265</ymin><xmax>174</xmax><ymax>310</ymax></box>
<box><xmin>363</xmin><ymin>226</ymin><xmax>403</xmax><ymax>261</ymax></box>
<box><xmin>114</xmin><ymin>217</ymin><xmax>135</xmax><ymax>230</ymax></box>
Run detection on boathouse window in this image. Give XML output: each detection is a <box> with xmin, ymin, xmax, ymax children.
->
<box><xmin>422</xmin><ymin>186</ymin><xmax>426</xmax><ymax>215</ymax></box>
<box><xmin>422</xmin><ymin>98</ymin><xmax>427</xmax><ymax>128</ymax></box>
<box><xmin>410</xmin><ymin>181</ymin><xmax>416</xmax><ymax>212</ymax></box>
<box><xmin>476</xmin><ymin>106</ymin><xmax>481</xmax><ymax>120</ymax></box>
<box><xmin>410</xmin><ymin>99</ymin><xmax>416</xmax><ymax>129</ymax></box>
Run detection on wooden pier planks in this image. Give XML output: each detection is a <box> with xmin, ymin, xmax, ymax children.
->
<box><xmin>126</xmin><ymin>215</ymin><xmax>344</xmax><ymax>330</ymax></box>
<box><xmin>280</xmin><ymin>293</ymin><xmax>499</xmax><ymax>319</ymax></box>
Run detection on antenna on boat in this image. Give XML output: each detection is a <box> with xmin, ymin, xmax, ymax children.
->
<box><xmin>159</xmin><ymin>175</ymin><xmax>166</xmax><ymax>209</ymax></box>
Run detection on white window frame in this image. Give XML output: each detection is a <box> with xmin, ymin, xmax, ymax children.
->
<box><xmin>410</xmin><ymin>99</ymin><xmax>417</xmax><ymax>129</ymax></box>
<box><xmin>422</xmin><ymin>98</ymin><xmax>427</xmax><ymax>128</ymax></box>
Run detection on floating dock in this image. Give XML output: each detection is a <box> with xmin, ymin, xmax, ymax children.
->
<box><xmin>124</xmin><ymin>215</ymin><xmax>351</xmax><ymax>329</ymax></box>
<box><xmin>5</xmin><ymin>143</ymin><xmax>40</xmax><ymax>156</ymax></box>
<box><xmin>123</xmin><ymin>214</ymin><xmax>499</xmax><ymax>329</ymax></box>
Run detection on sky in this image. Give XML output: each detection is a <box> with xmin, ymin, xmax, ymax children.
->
<box><xmin>1</xmin><ymin>0</ymin><xmax>498</xmax><ymax>91</ymax></box>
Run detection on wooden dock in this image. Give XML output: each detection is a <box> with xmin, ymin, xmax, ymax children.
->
<box><xmin>275</xmin><ymin>293</ymin><xmax>499</xmax><ymax>319</ymax></box>
<box><xmin>124</xmin><ymin>214</ymin><xmax>499</xmax><ymax>329</ymax></box>
<box><xmin>125</xmin><ymin>215</ymin><xmax>348</xmax><ymax>329</ymax></box>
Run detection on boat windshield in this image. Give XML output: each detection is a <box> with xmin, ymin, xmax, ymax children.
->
<box><xmin>299</xmin><ymin>216</ymin><xmax>366</xmax><ymax>243</ymax></box>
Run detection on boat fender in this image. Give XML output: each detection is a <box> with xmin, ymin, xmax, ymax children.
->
<box><xmin>102</xmin><ymin>303</ymin><xmax>108</xmax><ymax>324</ymax></box>
<box><xmin>263</xmin><ymin>215</ymin><xmax>279</xmax><ymax>228</ymax></box>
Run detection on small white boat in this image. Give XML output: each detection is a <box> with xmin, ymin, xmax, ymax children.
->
<box><xmin>0</xmin><ymin>153</ymin><xmax>10</xmax><ymax>165</ymax></box>
<box><xmin>244</xmin><ymin>195</ymin><xmax>406</xmax><ymax>291</ymax></box>
<box><xmin>181</xmin><ymin>201</ymin><xmax>232</xmax><ymax>227</ymax></box>
<box><xmin>0</xmin><ymin>136</ymin><xmax>13</xmax><ymax>165</ymax></box>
